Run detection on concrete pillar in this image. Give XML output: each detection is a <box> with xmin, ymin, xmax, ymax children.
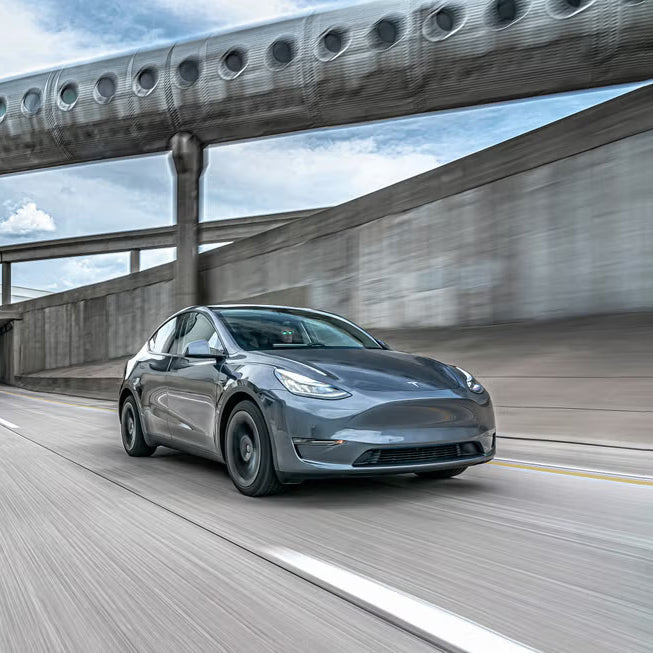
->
<box><xmin>129</xmin><ymin>249</ymin><xmax>141</xmax><ymax>274</ymax></box>
<box><xmin>1</xmin><ymin>262</ymin><xmax>11</xmax><ymax>306</ymax></box>
<box><xmin>170</xmin><ymin>133</ymin><xmax>205</xmax><ymax>310</ymax></box>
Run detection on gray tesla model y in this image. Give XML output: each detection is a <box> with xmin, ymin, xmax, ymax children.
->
<box><xmin>119</xmin><ymin>305</ymin><xmax>496</xmax><ymax>496</ymax></box>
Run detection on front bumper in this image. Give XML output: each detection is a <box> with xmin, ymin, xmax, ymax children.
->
<box><xmin>262</xmin><ymin>388</ymin><xmax>496</xmax><ymax>482</ymax></box>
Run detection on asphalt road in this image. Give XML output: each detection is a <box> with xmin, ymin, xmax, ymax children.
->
<box><xmin>0</xmin><ymin>386</ymin><xmax>651</xmax><ymax>653</ymax></box>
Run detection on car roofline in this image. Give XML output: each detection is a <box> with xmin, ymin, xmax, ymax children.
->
<box><xmin>208</xmin><ymin>304</ymin><xmax>339</xmax><ymax>319</ymax></box>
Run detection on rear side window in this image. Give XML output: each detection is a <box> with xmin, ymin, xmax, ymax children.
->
<box><xmin>149</xmin><ymin>317</ymin><xmax>177</xmax><ymax>354</ymax></box>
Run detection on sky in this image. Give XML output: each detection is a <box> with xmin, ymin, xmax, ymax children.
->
<box><xmin>0</xmin><ymin>0</ymin><xmax>643</xmax><ymax>292</ymax></box>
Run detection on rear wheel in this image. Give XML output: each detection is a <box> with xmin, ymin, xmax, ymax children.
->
<box><xmin>121</xmin><ymin>397</ymin><xmax>157</xmax><ymax>457</ymax></box>
<box><xmin>416</xmin><ymin>466</ymin><xmax>467</xmax><ymax>480</ymax></box>
<box><xmin>225</xmin><ymin>400</ymin><xmax>284</xmax><ymax>497</ymax></box>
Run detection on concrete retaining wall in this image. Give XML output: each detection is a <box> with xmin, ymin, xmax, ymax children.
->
<box><xmin>199</xmin><ymin>85</ymin><xmax>653</xmax><ymax>327</ymax></box>
<box><xmin>1</xmin><ymin>85</ymin><xmax>651</xmax><ymax>389</ymax></box>
<box><xmin>6</xmin><ymin>264</ymin><xmax>174</xmax><ymax>377</ymax></box>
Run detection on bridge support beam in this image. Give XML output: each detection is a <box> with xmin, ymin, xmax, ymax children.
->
<box><xmin>2</xmin><ymin>262</ymin><xmax>11</xmax><ymax>306</ymax></box>
<box><xmin>129</xmin><ymin>249</ymin><xmax>140</xmax><ymax>274</ymax></box>
<box><xmin>170</xmin><ymin>133</ymin><xmax>205</xmax><ymax>310</ymax></box>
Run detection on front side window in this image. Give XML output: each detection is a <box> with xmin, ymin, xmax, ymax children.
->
<box><xmin>213</xmin><ymin>308</ymin><xmax>381</xmax><ymax>351</ymax></box>
<box><xmin>149</xmin><ymin>317</ymin><xmax>177</xmax><ymax>353</ymax></box>
<box><xmin>170</xmin><ymin>312</ymin><xmax>222</xmax><ymax>356</ymax></box>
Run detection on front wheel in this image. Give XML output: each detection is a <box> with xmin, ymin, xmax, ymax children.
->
<box><xmin>225</xmin><ymin>400</ymin><xmax>284</xmax><ymax>497</ymax></box>
<box><xmin>416</xmin><ymin>466</ymin><xmax>467</xmax><ymax>480</ymax></box>
<box><xmin>121</xmin><ymin>397</ymin><xmax>157</xmax><ymax>457</ymax></box>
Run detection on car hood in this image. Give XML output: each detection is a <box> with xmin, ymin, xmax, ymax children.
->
<box><xmin>257</xmin><ymin>348</ymin><xmax>462</xmax><ymax>393</ymax></box>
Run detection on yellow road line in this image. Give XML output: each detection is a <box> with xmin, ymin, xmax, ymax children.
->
<box><xmin>490</xmin><ymin>460</ymin><xmax>653</xmax><ymax>487</ymax></box>
<box><xmin>0</xmin><ymin>389</ymin><xmax>115</xmax><ymax>412</ymax></box>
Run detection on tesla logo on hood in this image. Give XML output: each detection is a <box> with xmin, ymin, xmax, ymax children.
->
<box><xmin>407</xmin><ymin>381</ymin><xmax>420</xmax><ymax>387</ymax></box>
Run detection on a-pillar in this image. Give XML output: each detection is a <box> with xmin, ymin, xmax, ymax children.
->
<box><xmin>129</xmin><ymin>249</ymin><xmax>141</xmax><ymax>274</ymax></box>
<box><xmin>170</xmin><ymin>133</ymin><xmax>205</xmax><ymax>310</ymax></box>
<box><xmin>1</xmin><ymin>262</ymin><xmax>11</xmax><ymax>306</ymax></box>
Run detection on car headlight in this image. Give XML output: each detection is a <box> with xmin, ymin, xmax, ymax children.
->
<box><xmin>274</xmin><ymin>368</ymin><xmax>350</xmax><ymax>400</ymax></box>
<box><xmin>455</xmin><ymin>366</ymin><xmax>485</xmax><ymax>394</ymax></box>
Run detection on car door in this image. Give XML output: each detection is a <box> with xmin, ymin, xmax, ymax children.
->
<box><xmin>138</xmin><ymin>316</ymin><xmax>177</xmax><ymax>442</ymax></box>
<box><xmin>165</xmin><ymin>311</ymin><xmax>226</xmax><ymax>452</ymax></box>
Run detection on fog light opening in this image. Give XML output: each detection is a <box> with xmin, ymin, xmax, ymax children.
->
<box><xmin>460</xmin><ymin>442</ymin><xmax>479</xmax><ymax>456</ymax></box>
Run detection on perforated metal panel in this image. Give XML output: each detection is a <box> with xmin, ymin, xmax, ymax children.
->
<box><xmin>0</xmin><ymin>0</ymin><xmax>651</xmax><ymax>176</ymax></box>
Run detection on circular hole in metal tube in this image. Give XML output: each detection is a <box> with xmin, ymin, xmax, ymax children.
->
<box><xmin>436</xmin><ymin>8</ymin><xmax>455</xmax><ymax>31</ymax></box>
<box><xmin>271</xmin><ymin>39</ymin><xmax>294</xmax><ymax>65</ymax></box>
<box><xmin>225</xmin><ymin>50</ymin><xmax>245</xmax><ymax>73</ymax></box>
<box><xmin>495</xmin><ymin>0</ymin><xmax>518</xmax><ymax>23</ymax></box>
<box><xmin>22</xmin><ymin>89</ymin><xmax>42</xmax><ymax>116</ymax></box>
<box><xmin>59</xmin><ymin>83</ymin><xmax>79</xmax><ymax>108</ymax></box>
<box><xmin>374</xmin><ymin>19</ymin><xmax>398</xmax><ymax>45</ymax></box>
<box><xmin>137</xmin><ymin>68</ymin><xmax>157</xmax><ymax>91</ymax></box>
<box><xmin>96</xmin><ymin>76</ymin><xmax>116</xmax><ymax>101</ymax></box>
<box><xmin>324</xmin><ymin>30</ymin><xmax>343</xmax><ymax>54</ymax></box>
<box><xmin>422</xmin><ymin>6</ymin><xmax>465</xmax><ymax>41</ymax></box>
<box><xmin>178</xmin><ymin>58</ymin><xmax>200</xmax><ymax>85</ymax></box>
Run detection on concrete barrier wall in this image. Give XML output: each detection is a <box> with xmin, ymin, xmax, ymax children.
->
<box><xmin>199</xmin><ymin>85</ymin><xmax>653</xmax><ymax>327</ymax></box>
<box><xmin>0</xmin><ymin>323</ymin><xmax>15</xmax><ymax>384</ymax></box>
<box><xmin>1</xmin><ymin>85</ymin><xmax>651</xmax><ymax>384</ymax></box>
<box><xmin>6</xmin><ymin>264</ymin><xmax>174</xmax><ymax>377</ymax></box>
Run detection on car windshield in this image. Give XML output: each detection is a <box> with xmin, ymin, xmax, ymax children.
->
<box><xmin>213</xmin><ymin>308</ymin><xmax>382</xmax><ymax>351</ymax></box>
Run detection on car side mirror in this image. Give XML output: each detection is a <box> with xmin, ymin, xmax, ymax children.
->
<box><xmin>184</xmin><ymin>339</ymin><xmax>223</xmax><ymax>359</ymax></box>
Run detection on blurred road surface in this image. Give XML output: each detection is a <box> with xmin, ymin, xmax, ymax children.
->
<box><xmin>0</xmin><ymin>386</ymin><xmax>651</xmax><ymax>652</ymax></box>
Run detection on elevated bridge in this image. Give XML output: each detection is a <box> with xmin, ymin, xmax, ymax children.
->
<box><xmin>0</xmin><ymin>209</ymin><xmax>321</xmax><ymax>304</ymax></box>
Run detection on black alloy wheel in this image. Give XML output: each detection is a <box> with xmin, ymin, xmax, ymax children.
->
<box><xmin>225</xmin><ymin>400</ymin><xmax>283</xmax><ymax>497</ymax></box>
<box><xmin>121</xmin><ymin>397</ymin><xmax>157</xmax><ymax>457</ymax></box>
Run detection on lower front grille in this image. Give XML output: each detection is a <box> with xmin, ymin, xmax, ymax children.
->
<box><xmin>353</xmin><ymin>441</ymin><xmax>482</xmax><ymax>467</ymax></box>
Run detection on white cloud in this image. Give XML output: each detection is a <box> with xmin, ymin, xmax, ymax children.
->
<box><xmin>57</xmin><ymin>253</ymin><xmax>128</xmax><ymax>289</ymax></box>
<box><xmin>205</xmin><ymin>136</ymin><xmax>439</xmax><ymax>215</ymax></box>
<box><xmin>0</xmin><ymin>156</ymin><xmax>174</xmax><ymax>242</ymax></box>
<box><xmin>0</xmin><ymin>0</ymin><xmax>345</xmax><ymax>81</ymax></box>
<box><xmin>0</xmin><ymin>1</ymin><xmax>113</xmax><ymax>78</ymax></box>
<box><xmin>0</xmin><ymin>202</ymin><xmax>56</xmax><ymax>236</ymax></box>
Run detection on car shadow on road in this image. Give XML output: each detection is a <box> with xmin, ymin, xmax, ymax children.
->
<box><xmin>149</xmin><ymin>448</ymin><xmax>493</xmax><ymax>509</ymax></box>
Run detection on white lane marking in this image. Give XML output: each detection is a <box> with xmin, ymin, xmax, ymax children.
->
<box><xmin>495</xmin><ymin>457</ymin><xmax>653</xmax><ymax>482</ymax></box>
<box><xmin>268</xmin><ymin>547</ymin><xmax>537</xmax><ymax>653</ymax></box>
<box><xmin>0</xmin><ymin>417</ymin><xmax>19</xmax><ymax>429</ymax></box>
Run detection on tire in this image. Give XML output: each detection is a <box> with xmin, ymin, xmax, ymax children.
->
<box><xmin>416</xmin><ymin>466</ymin><xmax>467</xmax><ymax>480</ymax></box>
<box><xmin>121</xmin><ymin>397</ymin><xmax>157</xmax><ymax>457</ymax></box>
<box><xmin>224</xmin><ymin>400</ymin><xmax>284</xmax><ymax>497</ymax></box>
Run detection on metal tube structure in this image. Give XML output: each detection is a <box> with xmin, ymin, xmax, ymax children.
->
<box><xmin>0</xmin><ymin>0</ymin><xmax>651</xmax><ymax>176</ymax></box>
<box><xmin>170</xmin><ymin>133</ymin><xmax>205</xmax><ymax>309</ymax></box>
